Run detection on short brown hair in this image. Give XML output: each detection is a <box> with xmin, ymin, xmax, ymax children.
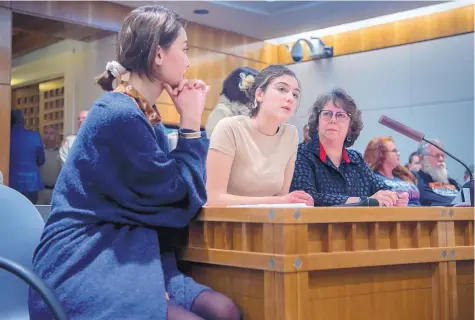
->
<box><xmin>307</xmin><ymin>88</ymin><xmax>363</xmax><ymax>147</ymax></box>
<box><xmin>96</xmin><ymin>5</ymin><xmax>186</xmax><ymax>91</ymax></box>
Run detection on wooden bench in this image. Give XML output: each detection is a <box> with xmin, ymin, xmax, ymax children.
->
<box><xmin>178</xmin><ymin>207</ymin><xmax>474</xmax><ymax>320</ymax></box>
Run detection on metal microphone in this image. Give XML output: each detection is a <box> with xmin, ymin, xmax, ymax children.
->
<box><xmin>378</xmin><ymin>115</ymin><xmax>474</xmax><ymax>207</ymax></box>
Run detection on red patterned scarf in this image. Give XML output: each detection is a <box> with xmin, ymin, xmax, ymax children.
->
<box><xmin>114</xmin><ymin>82</ymin><xmax>162</xmax><ymax>126</ymax></box>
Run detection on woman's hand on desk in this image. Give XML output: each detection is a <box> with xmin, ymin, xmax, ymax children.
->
<box><xmin>280</xmin><ymin>191</ymin><xmax>314</xmax><ymax>206</ymax></box>
<box><xmin>395</xmin><ymin>192</ymin><xmax>409</xmax><ymax>207</ymax></box>
<box><xmin>370</xmin><ymin>190</ymin><xmax>398</xmax><ymax>207</ymax></box>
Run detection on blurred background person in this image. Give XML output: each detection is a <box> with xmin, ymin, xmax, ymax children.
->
<box><xmin>9</xmin><ymin>109</ymin><xmax>45</xmax><ymax>203</ymax></box>
<box><xmin>298</xmin><ymin>123</ymin><xmax>311</xmax><ymax>148</ymax></box>
<box><xmin>463</xmin><ymin>164</ymin><xmax>474</xmax><ymax>187</ymax></box>
<box><xmin>205</xmin><ymin>66</ymin><xmax>258</xmax><ymax>138</ymax></box>
<box><xmin>60</xmin><ymin>109</ymin><xmax>88</xmax><ymax>164</ymax></box>
<box><xmin>416</xmin><ymin>139</ymin><xmax>460</xmax><ymax>206</ymax></box>
<box><xmin>38</xmin><ymin>125</ymin><xmax>62</xmax><ymax>205</ymax></box>
<box><xmin>406</xmin><ymin>151</ymin><xmax>421</xmax><ymax>173</ymax></box>
<box><xmin>364</xmin><ymin>137</ymin><xmax>419</xmax><ymax>206</ymax></box>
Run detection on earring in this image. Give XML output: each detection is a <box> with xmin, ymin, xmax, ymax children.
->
<box><xmin>346</xmin><ymin>136</ymin><xmax>351</xmax><ymax>142</ymax></box>
<box><xmin>253</xmin><ymin>98</ymin><xmax>258</xmax><ymax>109</ymax></box>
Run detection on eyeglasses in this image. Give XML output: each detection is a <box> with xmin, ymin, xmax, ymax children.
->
<box><xmin>385</xmin><ymin>148</ymin><xmax>400</xmax><ymax>154</ymax></box>
<box><xmin>319</xmin><ymin>110</ymin><xmax>351</xmax><ymax>122</ymax></box>
<box><xmin>427</xmin><ymin>153</ymin><xmax>445</xmax><ymax>159</ymax></box>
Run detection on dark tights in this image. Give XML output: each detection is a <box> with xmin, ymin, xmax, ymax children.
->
<box><xmin>167</xmin><ymin>290</ymin><xmax>241</xmax><ymax>320</ymax></box>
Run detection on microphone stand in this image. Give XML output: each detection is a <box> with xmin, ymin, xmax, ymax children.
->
<box><xmin>423</xmin><ymin>138</ymin><xmax>474</xmax><ymax>207</ymax></box>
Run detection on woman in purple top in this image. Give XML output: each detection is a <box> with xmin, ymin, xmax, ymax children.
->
<box><xmin>364</xmin><ymin>137</ymin><xmax>420</xmax><ymax>206</ymax></box>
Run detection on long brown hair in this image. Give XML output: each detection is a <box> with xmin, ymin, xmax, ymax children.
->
<box><xmin>95</xmin><ymin>5</ymin><xmax>186</xmax><ymax>91</ymax></box>
<box><xmin>363</xmin><ymin>136</ymin><xmax>416</xmax><ymax>183</ymax></box>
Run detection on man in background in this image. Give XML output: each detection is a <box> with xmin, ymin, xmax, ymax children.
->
<box><xmin>464</xmin><ymin>165</ymin><xmax>474</xmax><ymax>183</ymax></box>
<box><xmin>9</xmin><ymin>109</ymin><xmax>45</xmax><ymax>203</ymax></box>
<box><xmin>298</xmin><ymin>124</ymin><xmax>311</xmax><ymax>151</ymax></box>
<box><xmin>303</xmin><ymin>124</ymin><xmax>311</xmax><ymax>143</ymax></box>
<box><xmin>406</xmin><ymin>151</ymin><xmax>421</xmax><ymax>172</ymax></box>
<box><xmin>60</xmin><ymin>110</ymin><xmax>88</xmax><ymax>164</ymax></box>
<box><xmin>416</xmin><ymin>140</ymin><xmax>459</xmax><ymax>206</ymax></box>
<box><xmin>38</xmin><ymin>125</ymin><xmax>62</xmax><ymax>205</ymax></box>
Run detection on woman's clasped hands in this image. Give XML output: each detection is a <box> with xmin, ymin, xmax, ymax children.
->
<box><xmin>164</xmin><ymin>79</ymin><xmax>210</xmax><ymax>131</ymax></box>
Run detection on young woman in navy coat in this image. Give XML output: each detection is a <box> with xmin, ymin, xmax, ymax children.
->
<box><xmin>29</xmin><ymin>5</ymin><xmax>240</xmax><ymax>320</ymax></box>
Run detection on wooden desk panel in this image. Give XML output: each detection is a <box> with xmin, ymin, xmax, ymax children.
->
<box><xmin>179</xmin><ymin>207</ymin><xmax>474</xmax><ymax>320</ymax></box>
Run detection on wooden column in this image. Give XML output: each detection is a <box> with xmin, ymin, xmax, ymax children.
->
<box><xmin>269</xmin><ymin>223</ymin><xmax>310</xmax><ymax>320</ymax></box>
<box><xmin>0</xmin><ymin>4</ymin><xmax>12</xmax><ymax>185</ymax></box>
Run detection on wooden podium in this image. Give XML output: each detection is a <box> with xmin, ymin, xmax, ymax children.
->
<box><xmin>178</xmin><ymin>207</ymin><xmax>474</xmax><ymax>320</ymax></box>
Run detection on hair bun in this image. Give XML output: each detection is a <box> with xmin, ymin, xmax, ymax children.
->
<box><xmin>238</xmin><ymin>72</ymin><xmax>255</xmax><ymax>92</ymax></box>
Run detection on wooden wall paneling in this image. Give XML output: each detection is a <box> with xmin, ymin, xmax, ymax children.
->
<box><xmin>186</xmin><ymin>22</ymin><xmax>278</xmax><ymax>65</ymax></box>
<box><xmin>278</xmin><ymin>5</ymin><xmax>475</xmax><ymax>64</ymax></box>
<box><xmin>0</xmin><ymin>7</ymin><xmax>12</xmax><ymax>84</ymax></box>
<box><xmin>156</xmin><ymin>47</ymin><xmax>269</xmax><ymax>126</ymax></box>
<box><xmin>0</xmin><ymin>85</ymin><xmax>11</xmax><ymax>185</ymax></box>
<box><xmin>0</xmin><ymin>7</ymin><xmax>11</xmax><ymax>185</ymax></box>
<box><xmin>11</xmin><ymin>84</ymin><xmax>40</xmax><ymax>132</ymax></box>
<box><xmin>10</xmin><ymin>1</ymin><xmax>129</xmax><ymax>32</ymax></box>
<box><xmin>39</xmin><ymin>78</ymin><xmax>65</xmax><ymax>141</ymax></box>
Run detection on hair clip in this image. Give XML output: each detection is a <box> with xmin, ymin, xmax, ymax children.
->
<box><xmin>238</xmin><ymin>72</ymin><xmax>255</xmax><ymax>91</ymax></box>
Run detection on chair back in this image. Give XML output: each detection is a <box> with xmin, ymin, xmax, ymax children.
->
<box><xmin>0</xmin><ymin>185</ymin><xmax>45</xmax><ymax>319</ymax></box>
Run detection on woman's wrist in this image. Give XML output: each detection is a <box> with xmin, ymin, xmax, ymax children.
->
<box><xmin>178</xmin><ymin>128</ymin><xmax>201</xmax><ymax>139</ymax></box>
<box><xmin>180</xmin><ymin>117</ymin><xmax>201</xmax><ymax>131</ymax></box>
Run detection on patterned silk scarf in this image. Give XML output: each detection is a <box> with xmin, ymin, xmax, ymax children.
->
<box><xmin>114</xmin><ymin>82</ymin><xmax>162</xmax><ymax>126</ymax></box>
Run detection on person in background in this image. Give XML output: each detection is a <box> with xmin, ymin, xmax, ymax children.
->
<box><xmin>416</xmin><ymin>139</ymin><xmax>460</xmax><ymax>206</ymax></box>
<box><xmin>463</xmin><ymin>165</ymin><xmax>474</xmax><ymax>187</ymax></box>
<box><xmin>297</xmin><ymin>123</ymin><xmax>311</xmax><ymax>151</ymax></box>
<box><xmin>37</xmin><ymin>125</ymin><xmax>62</xmax><ymax>205</ymax></box>
<box><xmin>407</xmin><ymin>151</ymin><xmax>421</xmax><ymax>173</ymax></box>
<box><xmin>303</xmin><ymin>124</ymin><xmax>311</xmax><ymax>143</ymax></box>
<box><xmin>59</xmin><ymin>109</ymin><xmax>88</xmax><ymax>164</ymax></box>
<box><xmin>291</xmin><ymin>89</ymin><xmax>407</xmax><ymax>207</ymax></box>
<box><xmin>205</xmin><ymin>66</ymin><xmax>258</xmax><ymax>138</ymax></box>
<box><xmin>29</xmin><ymin>5</ymin><xmax>240</xmax><ymax>320</ymax></box>
<box><xmin>206</xmin><ymin>65</ymin><xmax>313</xmax><ymax>207</ymax></box>
<box><xmin>363</xmin><ymin>137</ymin><xmax>419</xmax><ymax>206</ymax></box>
<box><xmin>9</xmin><ymin>109</ymin><xmax>45</xmax><ymax>204</ymax></box>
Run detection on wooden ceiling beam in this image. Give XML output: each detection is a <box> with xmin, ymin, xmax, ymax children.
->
<box><xmin>12</xmin><ymin>31</ymin><xmax>61</xmax><ymax>58</ymax></box>
<box><xmin>9</xmin><ymin>1</ymin><xmax>130</xmax><ymax>32</ymax></box>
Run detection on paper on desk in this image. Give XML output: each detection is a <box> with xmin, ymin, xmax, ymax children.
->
<box><xmin>452</xmin><ymin>188</ymin><xmax>471</xmax><ymax>206</ymax></box>
<box><xmin>226</xmin><ymin>203</ymin><xmax>311</xmax><ymax>208</ymax></box>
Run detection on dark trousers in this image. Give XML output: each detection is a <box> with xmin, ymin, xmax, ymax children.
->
<box><xmin>21</xmin><ymin>191</ymin><xmax>38</xmax><ymax>204</ymax></box>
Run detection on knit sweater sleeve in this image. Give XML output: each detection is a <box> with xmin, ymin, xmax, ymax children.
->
<box><xmin>64</xmin><ymin>93</ymin><xmax>208</xmax><ymax>228</ymax></box>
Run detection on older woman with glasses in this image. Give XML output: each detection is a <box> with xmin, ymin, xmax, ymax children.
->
<box><xmin>291</xmin><ymin>89</ymin><xmax>408</xmax><ymax>207</ymax></box>
<box><xmin>364</xmin><ymin>137</ymin><xmax>418</xmax><ymax>206</ymax></box>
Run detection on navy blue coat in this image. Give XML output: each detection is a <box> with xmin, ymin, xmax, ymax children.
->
<box><xmin>28</xmin><ymin>92</ymin><xmax>208</xmax><ymax>319</ymax></box>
